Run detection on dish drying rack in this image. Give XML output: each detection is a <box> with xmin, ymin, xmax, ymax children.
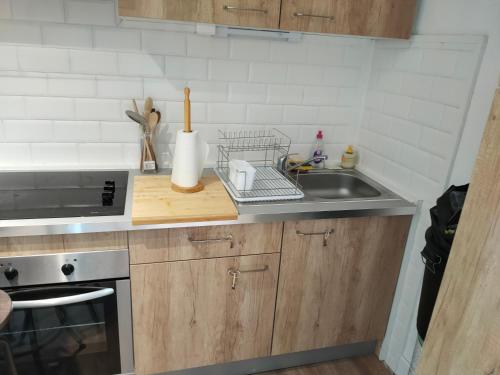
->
<box><xmin>215</xmin><ymin>128</ymin><xmax>304</xmax><ymax>202</ymax></box>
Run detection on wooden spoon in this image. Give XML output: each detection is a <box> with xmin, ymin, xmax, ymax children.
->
<box><xmin>144</xmin><ymin>97</ymin><xmax>153</xmax><ymax>121</ymax></box>
<box><xmin>148</xmin><ymin>111</ymin><xmax>159</xmax><ymax>136</ymax></box>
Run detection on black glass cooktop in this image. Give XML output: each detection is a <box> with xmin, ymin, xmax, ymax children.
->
<box><xmin>0</xmin><ymin>171</ymin><xmax>128</xmax><ymax>220</ymax></box>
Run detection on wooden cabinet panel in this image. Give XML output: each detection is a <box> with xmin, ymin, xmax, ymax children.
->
<box><xmin>131</xmin><ymin>253</ymin><xmax>280</xmax><ymax>374</ymax></box>
<box><xmin>214</xmin><ymin>0</ymin><xmax>281</xmax><ymax>29</ymax></box>
<box><xmin>279</xmin><ymin>0</ymin><xmax>416</xmax><ymax>38</ymax></box>
<box><xmin>280</xmin><ymin>0</ymin><xmax>338</xmax><ymax>34</ymax></box>
<box><xmin>0</xmin><ymin>231</ymin><xmax>127</xmax><ymax>257</ymax></box>
<box><xmin>118</xmin><ymin>0</ymin><xmax>215</xmax><ymax>23</ymax></box>
<box><xmin>129</xmin><ymin>222</ymin><xmax>282</xmax><ymax>264</ymax></box>
<box><xmin>272</xmin><ymin>216</ymin><xmax>411</xmax><ymax>355</ymax></box>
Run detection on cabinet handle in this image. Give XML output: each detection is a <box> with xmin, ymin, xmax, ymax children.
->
<box><xmin>227</xmin><ymin>265</ymin><xmax>269</xmax><ymax>289</ymax></box>
<box><xmin>188</xmin><ymin>234</ymin><xmax>234</xmax><ymax>248</ymax></box>
<box><xmin>294</xmin><ymin>12</ymin><xmax>335</xmax><ymax>21</ymax></box>
<box><xmin>223</xmin><ymin>5</ymin><xmax>268</xmax><ymax>14</ymax></box>
<box><xmin>296</xmin><ymin>229</ymin><xmax>333</xmax><ymax>247</ymax></box>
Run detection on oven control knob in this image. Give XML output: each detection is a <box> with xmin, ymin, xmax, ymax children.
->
<box><xmin>4</xmin><ymin>267</ymin><xmax>18</xmax><ymax>280</ymax></box>
<box><xmin>61</xmin><ymin>264</ymin><xmax>75</xmax><ymax>276</ymax></box>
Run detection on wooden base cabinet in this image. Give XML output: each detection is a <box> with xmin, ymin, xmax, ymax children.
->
<box><xmin>131</xmin><ymin>253</ymin><xmax>280</xmax><ymax>374</ymax></box>
<box><xmin>272</xmin><ymin>216</ymin><xmax>412</xmax><ymax>355</ymax></box>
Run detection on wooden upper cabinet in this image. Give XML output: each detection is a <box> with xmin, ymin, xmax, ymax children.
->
<box><xmin>279</xmin><ymin>0</ymin><xmax>417</xmax><ymax>38</ymax></box>
<box><xmin>118</xmin><ymin>0</ymin><xmax>215</xmax><ymax>23</ymax></box>
<box><xmin>214</xmin><ymin>0</ymin><xmax>281</xmax><ymax>29</ymax></box>
<box><xmin>272</xmin><ymin>216</ymin><xmax>412</xmax><ymax>355</ymax></box>
<box><xmin>131</xmin><ymin>253</ymin><xmax>280</xmax><ymax>374</ymax></box>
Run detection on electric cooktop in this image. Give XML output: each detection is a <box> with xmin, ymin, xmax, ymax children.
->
<box><xmin>0</xmin><ymin>171</ymin><xmax>128</xmax><ymax>220</ymax></box>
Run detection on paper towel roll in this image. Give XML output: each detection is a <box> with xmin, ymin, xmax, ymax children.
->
<box><xmin>171</xmin><ymin>130</ymin><xmax>207</xmax><ymax>188</ymax></box>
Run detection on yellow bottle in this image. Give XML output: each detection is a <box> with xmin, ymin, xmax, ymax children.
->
<box><xmin>341</xmin><ymin>145</ymin><xmax>359</xmax><ymax>169</ymax></box>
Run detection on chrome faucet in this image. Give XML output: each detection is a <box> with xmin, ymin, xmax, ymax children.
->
<box><xmin>277</xmin><ymin>154</ymin><xmax>328</xmax><ymax>172</ymax></box>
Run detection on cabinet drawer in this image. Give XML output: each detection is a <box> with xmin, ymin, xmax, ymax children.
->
<box><xmin>0</xmin><ymin>232</ymin><xmax>127</xmax><ymax>257</ymax></box>
<box><xmin>214</xmin><ymin>0</ymin><xmax>280</xmax><ymax>29</ymax></box>
<box><xmin>129</xmin><ymin>222</ymin><xmax>283</xmax><ymax>264</ymax></box>
<box><xmin>131</xmin><ymin>253</ymin><xmax>280</xmax><ymax>374</ymax></box>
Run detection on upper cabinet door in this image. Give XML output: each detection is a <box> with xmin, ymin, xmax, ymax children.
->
<box><xmin>118</xmin><ymin>0</ymin><xmax>215</xmax><ymax>23</ymax></box>
<box><xmin>279</xmin><ymin>0</ymin><xmax>417</xmax><ymax>39</ymax></box>
<box><xmin>214</xmin><ymin>0</ymin><xmax>281</xmax><ymax>29</ymax></box>
<box><xmin>280</xmin><ymin>0</ymin><xmax>338</xmax><ymax>34</ymax></box>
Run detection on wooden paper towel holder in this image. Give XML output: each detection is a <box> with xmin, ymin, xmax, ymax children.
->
<box><xmin>171</xmin><ymin>87</ymin><xmax>205</xmax><ymax>194</ymax></box>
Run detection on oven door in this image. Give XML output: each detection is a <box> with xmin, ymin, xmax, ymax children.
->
<box><xmin>0</xmin><ymin>279</ymin><xmax>133</xmax><ymax>375</ymax></box>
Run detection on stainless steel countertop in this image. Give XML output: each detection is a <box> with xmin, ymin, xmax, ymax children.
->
<box><xmin>0</xmin><ymin>168</ymin><xmax>416</xmax><ymax>238</ymax></box>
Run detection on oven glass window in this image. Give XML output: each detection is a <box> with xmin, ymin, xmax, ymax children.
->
<box><xmin>0</xmin><ymin>281</ymin><xmax>121</xmax><ymax>375</ymax></box>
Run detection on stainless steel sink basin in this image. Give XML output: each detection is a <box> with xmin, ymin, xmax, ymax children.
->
<box><xmin>296</xmin><ymin>172</ymin><xmax>381</xmax><ymax>200</ymax></box>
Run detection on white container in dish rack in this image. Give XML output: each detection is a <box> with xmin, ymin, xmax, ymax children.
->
<box><xmin>229</xmin><ymin>160</ymin><xmax>256</xmax><ymax>191</ymax></box>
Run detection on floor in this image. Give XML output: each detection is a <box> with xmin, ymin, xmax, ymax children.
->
<box><xmin>260</xmin><ymin>355</ymin><xmax>393</xmax><ymax>375</ymax></box>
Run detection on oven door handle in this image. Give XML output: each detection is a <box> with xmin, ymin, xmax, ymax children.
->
<box><xmin>11</xmin><ymin>287</ymin><xmax>115</xmax><ymax>309</ymax></box>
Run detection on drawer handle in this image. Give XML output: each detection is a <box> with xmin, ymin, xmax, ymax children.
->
<box><xmin>223</xmin><ymin>5</ymin><xmax>268</xmax><ymax>14</ymax></box>
<box><xmin>294</xmin><ymin>12</ymin><xmax>335</xmax><ymax>21</ymax></box>
<box><xmin>188</xmin><ymin>234</ymin><xmax>234</xmax><ymax>248</ymax></box>
<box><xmin>228</xmin><ymin>265</ymin><xmax>269</xmax><ymax>289</ymax></box>
<box><xmin>296</xmin><ymin>229</ymin><xmax>333</xmax><ymax>247</ymax></box>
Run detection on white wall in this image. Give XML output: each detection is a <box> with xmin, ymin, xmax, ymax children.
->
<box><xmin>0</xmin><ymin>0</ymin><xmax>372</xmax><ymax>170</ymax></box>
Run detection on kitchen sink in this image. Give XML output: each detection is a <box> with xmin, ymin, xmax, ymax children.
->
<box><xmin>296</xmin><ymin>172</ymin><xmax>381</xmax><ymax>200</ymax></box>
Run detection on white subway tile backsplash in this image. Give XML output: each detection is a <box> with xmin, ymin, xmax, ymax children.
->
<box><xmin>287</xmin><ymin>64</ymin><xmax>324</xmax><ymax>85</ymax></box>
<box><xmin>307</xmin><ymin>44</ymin><xmax>344</xmax><ymax>65</ymax></box>
<box><xmin>207</xmin><ymin>103</ymin><xmax>245</xmax><ymax>123</ymax></box>
<box><xmin>26</xmin><ymin>97</ymin><xmax>74</xmax><ymax>119</ymax></box>
<box><xmin>230</xmin><ymin>39</ymin><xmax>270</xmax><ymax>61</ymax></box>
<box><xmin>229</xmin><ymin>83</ymin><xmax>266</xmax><ymax>104</ymax></box>
<box><xmin>209</xmin><ymin>60</ymin><xmax>248</xmax><ymax>82</ymax></box>
<box><xmin>408</xmin><ymin>99</ymin><xmax>444</xmax><ymax>129</ymax></box>
<box><xmin>419</xmin><ymin>127</ymin><xmax>454</xmax><ymax>159</ymax></box>
<box><xmin>94</xmin><ymin>28</ymin><xmax>141</xmax><ymax>51</ymax></box>
<box><xmin>101</xmin><ymin>122</ymin><xmax>141</xmax><ymax>143</ymax></box>
<box><xmin>97</xmin><ymin>78</ymin><xmax>142</xmax><ymax>99</ymax></box>
<box><xmin>0</xmin><ymin>20</ymin><xmax>41</xmax><ymax>44</ymax></box>
<box><xmin>64</xmin><ymin>0</ymin><xmax>116</xmax><ymax>26</ymax></box>
<box><xmin>283</xmin><ymin>106</ymin><xmax>318</xmax><ymax>125</ymax></box>
<box><xmin>70</xmin><ymin>50</ymin><xmax>117</xmax><ymax>75</ymax></box>
<box><xmin>0</xmin><ymin>46</ymin><xmax>17</xmax><ymax>70</ymax></box>
<box><xmin>397</xmin><ymin>145</ymin><xmax>431</xmax><ymax>176</ymax></box>
<box><xmin>0</xmin><ymin>143</ymin><xmax>32</xmax><ymax>166</ymax></box>
<box><xmin>393</xmin><ymin>49</ymin><xmax>422</xmax><ymax>72</ymax></box>
<box><xmin>431</xmin><ymin>77</ymin><xmax>466</xmax><ymax>107</ymax></box>
<box><xmin>188</xmin><ymin>81</ymin><xmax>227</xmax><ymax>102</ymax></box>
<box><xmin>12</xmin><ymin>0</ymin><xmax>64</xmax><ymax>22</ymax></box>
<box><xmin>47</xmin><ymin>78</ymin><xmax>96</xmax><ymax>97</ymax></box>
<box><xmin>0</xmin><ymin>76</ymin><xmax>47</xmax><ymax>96</ymax></box>
<box><xmin>42</xmin><ymin>24</ymin><xmax>92</xmax><ymax>48</ymax></box>
<box><xmin>0</xmin><ymin>97</ymin><xmax>25</xmax><ymax>118</ymax></box>
<box><xmin>143</xmin><ymin>79</ymin><xmax>185</xmax><ymax>100</ymax></box>
<box><xmin>19</xmin><ymin>47</ymin><xmax>69</xmax><ymax>73</ymax></box>
<box><xmin>74</xmin><ymin>99</ymin><xmax>121</xmax><ymax>121</ymax></box>
<box><xmin>78</xmin><ymin>143</ymin><xmax>123</xmax><ymax>165</ymax></box>
<box><xmin>303</xmin><ymin>86</ymin><xmax>338</xmax><ymax>106</ymax></box>
<box><xmin>165</xmin><ymin>56</ymin><xmax>207</xmax><ymax>80</ymax></box>
<box><xmin>118</xmin><ymin>53</ymin><xmax>164</xmax><ymax>77</ymax></box>
<box><xmin>420</xmin><ymin>49</ymin><xmax>457</xmax><ymax>77</ymax></box>
<box><xmin>267</xmin><ymin>85</ymin><xmax>303</xmax><ymax>105</ymax></box>
<box><xmin>318</xmin><ymin>107</ymin><xmax>355</xmax><ymax>125</ymax></box>
<box><xmin>400</xmin><ymin>73</ymin><xmax>433</xmax><ymax>99</ymax></box>
<box><xmin>187</xmin><ymin>34</ymin><xmax>228</xmax><ymax>59</ymax></box>
<box><xmin>270</xmin><ymin>41</ymin><xmax>307</xmax><ymax>64</ymax></box>
<box><xmin>3</xmin><ymin>120</ymin><xmax>53</xmax><ymax>142</ymax></box>
<box><xmin>383</xmin><ymin>93</ymin><xmax>411</xmax><ymax>118</ymax></box>
<box><xmin>142</xmin><ymin>30</ymin><xmax>186</xmax><ymax>56</ymax></box>
<box><xmin>249</xmin><ymin>62</ymin><xmax>287</xmax><ymax>83</ymax></box>
<box><xmin>31</xmin><ymin>143</ymin><xmax>79</xmax><ymax>165</ymax></box>
<box><xmin>53</xmin><ymin>121</ymin><xmax>100</xmax><ymax>142</ymax></box>
<box><xmin>246</xmin><ymin>104</ymin><xmax>282</xmax><ymax>124</ymax></box>
<box><xmin>323</xmin><ymin>66</ymin><xmax>359</xmax><ymax>87</ymax></box>
<box><xmin>390</xmin><ymin>118</ymin><xmax>421</xmax><ymax>146</ymax></box>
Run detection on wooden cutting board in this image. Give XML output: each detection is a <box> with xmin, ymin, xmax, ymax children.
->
<box><xmin>132</xmin><ymin>175</ymin><xmax>238</xmax><ymax>225</ymax></box>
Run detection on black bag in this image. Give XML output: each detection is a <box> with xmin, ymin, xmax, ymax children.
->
<box><xmin>416</xmin><ymin>184</ymin><xmax>468</xmax><ymax>341</ymax></box>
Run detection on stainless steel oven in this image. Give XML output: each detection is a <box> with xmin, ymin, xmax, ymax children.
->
<box><xmin>0</xmin><ymin>249</ymin><xmax>133</xmax><ymax>375</ymax></box>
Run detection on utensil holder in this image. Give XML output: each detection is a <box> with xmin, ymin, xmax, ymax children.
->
<box><xmin>141</xmin><ymin>132</ymin><xmax>158</xmax><ymax>173</ymax></box>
